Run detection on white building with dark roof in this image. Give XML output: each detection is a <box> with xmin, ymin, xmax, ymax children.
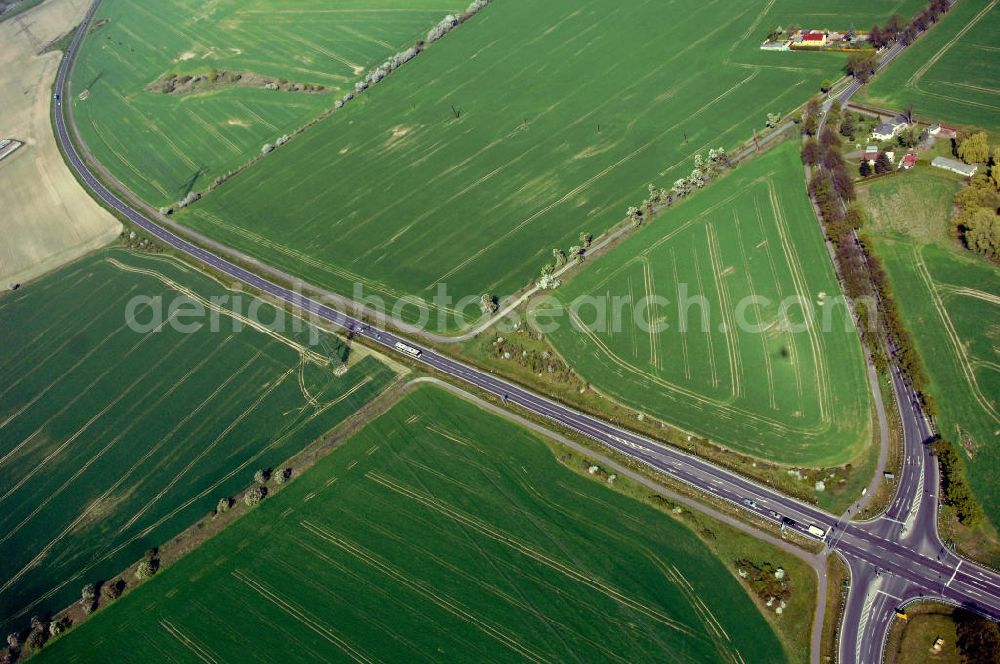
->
<box><xmin>872</xmin><ymin>119</ymin><xmax>908</xmax><ymax>141</ymax></box>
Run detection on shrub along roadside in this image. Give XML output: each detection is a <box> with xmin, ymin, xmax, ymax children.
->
<box><xmin>932</xmin><ymin>437</ymin><xmax>984</xmax><ymax>528</ymax></box>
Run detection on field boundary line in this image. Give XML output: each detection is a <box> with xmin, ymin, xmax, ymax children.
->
<box><xmin>361</xmin><ymin>472</ymin><xmax>700</xmax><ymax>637</ymax></box>
<box><xmin>232</xmin><ymin>570</ymin><xmax>374</xmax><ymax>663</ymax></box>
<box><xmin>906</xmin><ymin>0</ymin><xmax>998</xmax><ymax>87</ymax></box>
<box><xmin>300</xmin><ymin>520</ymin><xmax>549</xmax><ymax>662</ymax></box>
<box><xmin>912</xmin><ymin>246</ymin><xmax>1000</xmax><ymax>426</ymax></box>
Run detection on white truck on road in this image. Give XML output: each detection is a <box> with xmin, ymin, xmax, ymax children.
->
<box><xmin>807</xmin><ymin>524</ymin><xmax>828</xmax><ymax>540</ymax></box>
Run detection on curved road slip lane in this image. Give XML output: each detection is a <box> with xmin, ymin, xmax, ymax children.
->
<box><xmin>55</xmin><ymin>2</ymin><xmax>997</xmax><ymax>663</ymax></box>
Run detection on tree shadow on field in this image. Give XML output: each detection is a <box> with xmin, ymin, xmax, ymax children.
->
<box><xmin>86</xmin><ymin>71</ymin><xmax>103</xmax><ymax>90</ymax></box>
<box><xmin>178</xmin><ymin>166</ymin><xmax>206</xmax><ymax>198</ymax></box>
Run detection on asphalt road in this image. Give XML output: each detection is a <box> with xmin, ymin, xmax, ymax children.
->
<box><xmin>54</xmin><ymin>3</ymin><xmax>997</xmax><ymax>662</ymax></box>
<box><xmin>811</xmin><ymin>22</ymin><xmax>993</xmax><ymax>661</ymax></box>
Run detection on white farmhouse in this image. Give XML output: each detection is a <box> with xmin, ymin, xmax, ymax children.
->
<box><xmin>871</xmin><ymin>119</ymin><xmax>908</xmax><ymax>141</ymax></box>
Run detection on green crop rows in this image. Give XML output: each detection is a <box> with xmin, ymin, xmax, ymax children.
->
<box><xmin>70</xmin><ymin>0</ymin><xmax>454</xmax><ymax>204</ymax></box>
<box><xmin>0</xmin><ymin>249</ymin><xmax>395</xmax><ymax>633</ymax></box>
<box><xmin>877</xmin><ymin>237</ymin><xmax>1000</xmax><ymax>525</ymax></box>
<box><xmin>863</xmin><ymin>168</ymin><xmax>1000</xmax><ymax>529</ymax></box>
<box><xmin>536</xmin><ymin>144</ymin><xmax>872</xmax><ymax>466</ymax></box>
<box><xmin>175</xmin><ymin>0</ymin><xmax>919</xmax><ymax>329</ymax></box>
<box><xmin>35</xmin><ymin>385</ymin><xmax>790</xmax><ymax>663</ymax></box>
<box><xmin>859</xmin><ymin>0</ymin><xmax>1000</xmax><ymax>135</ymax></box>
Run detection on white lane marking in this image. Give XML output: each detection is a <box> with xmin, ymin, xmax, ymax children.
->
<box><xmin>947</xmin><ymin>560</ymin><xmax>962</xmax><ymax>587</ymax></box>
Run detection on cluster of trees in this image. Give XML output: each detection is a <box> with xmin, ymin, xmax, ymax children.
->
<box><xmin>538</xmin><ymin>149</ymin><xmax>731</xmax><ymax>291</ymax></box>
<box><xmin>80</xmin><ymin>584</ymin><xmax>97</xmax><ymax>616</ymax></box>
<box><xmin>802</xmin><ymin>104</ymin><xmax>858</xmax><ymax>238</ymax></box>
<box><xmin>844</xmin><ymin>50</ymin><xmax>880</xmax><ymax>83</ymax></box>
<box><xmin>480</xmin><ymin>293</ymin><xmax>498</xmax><ymax>315</ymax></box>
<box><xmin>801</xmin><ymin>98</ymin><xmax>821</xmax><ymax>136</ymax></box>
<box><xmin>957</xmin><ymin>131</ymin><xmax>993</xmax><ymax>165</ymax></box>
<box><xmin>835</xmin><ymin>234</ymin><xmax>883</xmax><ymax>359</ymax></box>
<box><xmin>671</xmin><ymin>148</ymin><xmax>732</xmax><ymax>201</ymax></box>
<box><xmin>16</xmin><ymin>616</ymin><xmax>61</xmax><ymax>655</ymax></box>
<box><xmin>489</xmin><ymin>335</ymin><xmax>576</xmax><ymax>384</ymax></box>
<box><xmin>243</xmin><ymin>466</ymin><xmax>291</xmax><ymax>506</ymax></box>
<box><xmin>802</xmin><ymin>103</ymin><xmax>934</xmax><ymax>411</ymax></box>
<box><xmin>952</xmin><ymin>134</ymin><xmax>1000</xmax><ymax>262</ymax></box>
<box><xmin>79</xmin><ymin>578</ymin><xmax>124</xmax><ymax>617</ymax></box>
<box><xmin>360</xmin><ymin>46</ymin><xmax>419</xmax><ymax>90</ymax></box>
<box><xmin>953</xmin><ymin>173</ymin><xmax>1000</xmax><ymax>262</ymax></box>
<box><xmin>868</xmin><ymin>0</ymin><xmax>950</xmax><ymax>49</ymax></box>
<box><xmin>624</xmin><ymin>149</ymin><xmax>732</xmax><ymax>230</ymax></box>
<box><xmin>537</xmin><ymin>233</ymin><xmax>592</xmax><ymax>289</ymax></box>
<box><xmin>956</xmin><ymin>611</ymin><xmax>1000</xmax><ymax>664</ymax></box>
<box><xmin>859</xmin><ymin>152</ymin><xmax>895</xmax><ymax>178</ymax></box>
<box><xmin>734</xmin><ymin>559</ymin><xmax>791</xmax><ymax>605</ymax></box>
<box><xmin>829</xmin><ymin>105</ymin><xmax>873</xmax><ymax>144</ymax></box>
<box><xmin>864</xmin><ymin>249</ymin><xmax>935</xmax><ymax>412</ymax></box>
<box><xmin>931</xmin><ymin>438</ymin><xmax>984</xmax><ymax>527</ymax></box>
<box><xmin>838</xmin><ymin>112</ymin><xmax>857</xmax><ymax>140</ymax></box>
<box><xmin>2</xmin><ymin>579</ymin><xmax>127</xmax><ymax>660</ymax></box>
<box><xmin>429</xmin><ymin>0</ymin><xmax>491</xmax><ymax>39</ymax></box>
<box><xmin>4</xmin><ymin>462</ymin><xmax>306</xmax><ymax>659</ymax></box>
<box><xmin>244</xmin><ymin>485</ymin><xmax>267</xmax><ymax>506</ymax></box>
<box><xmin>135</xmin><ymin>548</ymin><xmax>160</xmax><ymax>581</ymax></box>
<box><xmin>426</xmin><ymin>14</ymin><xmax>460</xmax><ymax>43</ymax></box>
<box><xmin>846</xmin><ymin>0</ymin><xmax>951</xmax><ymax>83</ymax></box>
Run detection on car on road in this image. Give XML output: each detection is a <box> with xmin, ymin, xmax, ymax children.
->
<box><xmin>742</xmin><ymin>498</ymin><xmax>757</xmax><ymax>509</ymax></box>
<box><xmin>768</xmin><ymin>510</ymin><xmax>781</xmax><ymax>520</ymax></box>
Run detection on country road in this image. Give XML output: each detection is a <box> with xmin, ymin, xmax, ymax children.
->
<box><xmin>52</xmin><ymin>2</ymin><xmax>999</xmax><ymax>663</ymax></box>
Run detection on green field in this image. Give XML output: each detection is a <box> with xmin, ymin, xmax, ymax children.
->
<box><xmin>876</xmin><ymin>238</ymin><xmax>1000</xmax><ymax>523</ymax></box>
<box><xmin>859</xmin><ymin>0</ymin><xmax>1000</xmax><ymax>135</ymax></box>
<box><xmin>888</xmin><ymin>604</ymin><xmax>962</xmax><ymax>664</ymax></box>
<box><xmin>35</xmin><ymin>385</ymin><xmax>792</xmax><ymax>663</ymax></box>
<box><xmin>70</xmin><ymin>0</ymin><xmax>455</xmax><ymax>204</ymax></box>
<box><xmin>174</xmin><ymin>0</ymin><xmax>922</xmax><ymax>329</ymax></box>
<box><xmin>861</xmin><ymin>169</ymin><xmax>965</xmax><ymax>243</ymax></box>
<box><xmin>861</xmin><ymin>168</ymin><xmax>1000</xmax><ymax>526</ymax></box>
<box><xmin>536</xmin><ymin>144</ymin><xmax>872</xmax><ymax>466</ymax></box>
<box><xmin>0</xmin><ymin>249</ymin><xmax>395</xmax><ymax>633</ymax></box>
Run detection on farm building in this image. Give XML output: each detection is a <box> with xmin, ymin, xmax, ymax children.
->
<box><xmin>791</xmin><ymin>31</ymin><xmax>828</xmax><ymax>47</ymax></box>
<box><xmin>931</xmin><ymin>156</ymin><xmax>977</xmax><ymax>177</ymax></box>
<box><xmin>928</xmin><ymin>124</ymin><xmax>958</xmax><ymax>138</ymax></box>
<box><xmin>872</xmin><ymin>119</ymin><xmax>907</xmax><ymax>141</ymax></box>
<box><xmin>760</xmin><ymin>40</ymin><xmax>791</xmax><ymax>51</ymax></box>
<box><xmin>766</xmin><ymin>28</ymin><xmax>857</xmax><ymax>50</ymax></box>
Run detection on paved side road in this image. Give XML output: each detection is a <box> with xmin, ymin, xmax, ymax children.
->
<box><xmin>54</xmin><ymin>2</ymin><xmax>997</xmax><ymax>663</ymax></box>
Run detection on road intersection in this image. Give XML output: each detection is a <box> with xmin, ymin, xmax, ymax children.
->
<box><xmin>53</xmin><ymin>3</ymin><xmax>998</xmax><ymax>662</ymax></box>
